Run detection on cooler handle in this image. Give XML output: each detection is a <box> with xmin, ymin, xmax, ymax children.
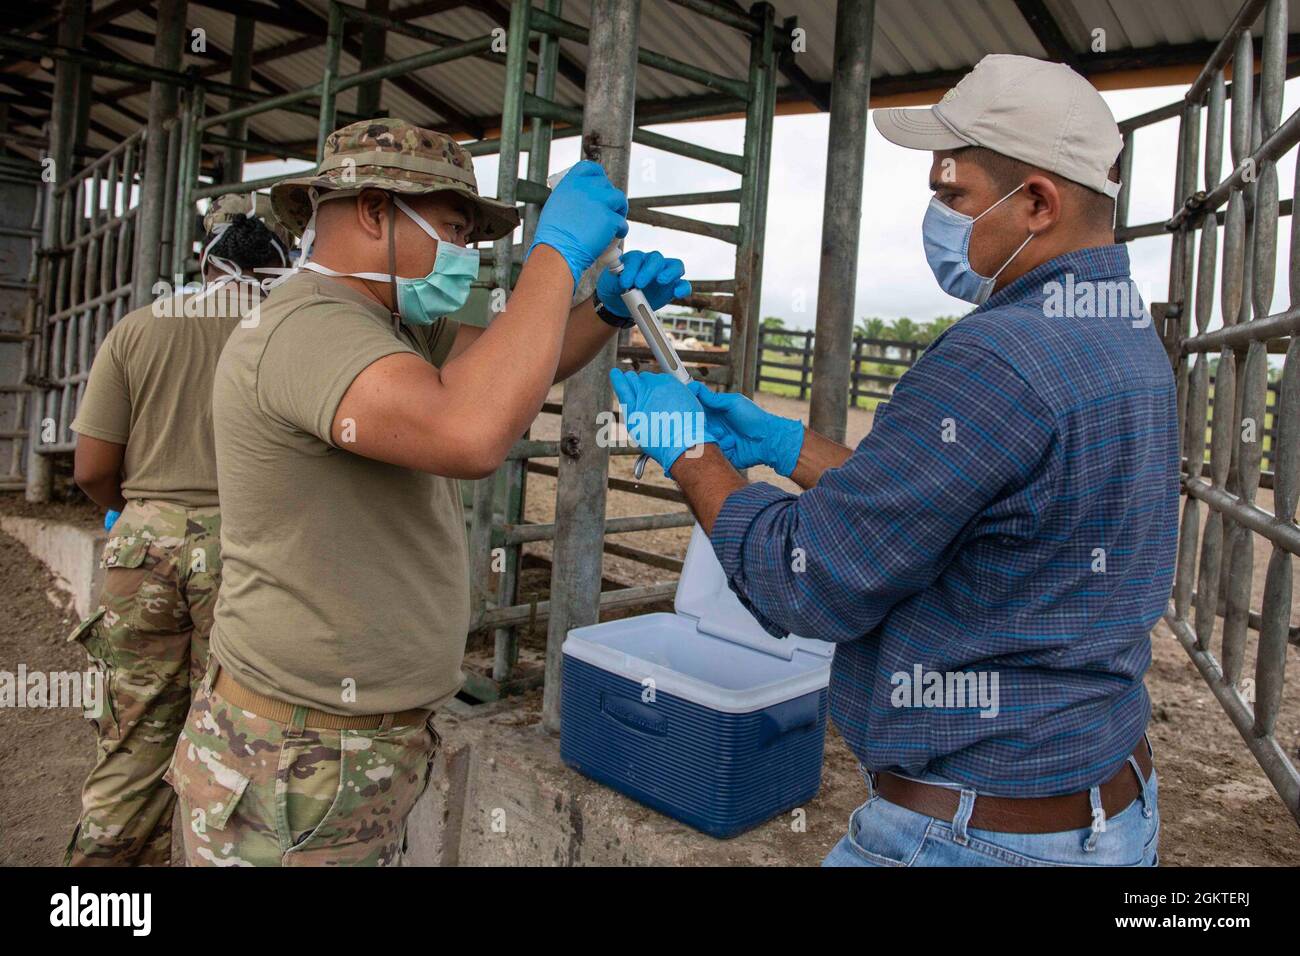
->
<box><xmin>758</xmin><ymin>694</ymin><xmax>821</xmax><ymax>747</ymax></box>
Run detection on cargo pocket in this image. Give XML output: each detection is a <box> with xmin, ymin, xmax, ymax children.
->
<box><xmin>104</xmin><ymin>533</ymin><xmax>187</xmax><ymax>639</ymax></box>
<box><xmin>66</xmin><ymin>606</ymin><xmax>108</xmax><ymax>653</ymax></box>
<box><xmin>66</xmin><ymin>607</ymin><xmax>116</xmax><ymax>734</ymax></box>
<box><xmin>101</xmin><ymin>533</ymin><xmax>150</xmax><ymax>572</ymax></box>
<box><xmin>169</xmin><ymin>729</ymin><xmax>250</xmax><ymax>834</ymax></box>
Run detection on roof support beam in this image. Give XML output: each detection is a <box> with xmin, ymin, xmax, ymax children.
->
<box><xmin>1013</xmin><ymin>0</ymin><xmax>1079</xmax><ymax>69</ymax></box>
<box><xmin>0</xmin><ymin>72</ymin><xmax>146</xmax><ymax>136</ymax></box>
<box><xmin>276</xmin><ymin>0</ymin><xmax>485</xmax><ymax>136</ymax></box>
<box><xmin>471</xmin><ymin>0</ymin><xmax>588</xmax><ymax>90</ymax></box>
<box><xmin>777</xmin><ymin>17</ymin><xmax>830</xmax><ymax>112</ymax></box>
<box><xmin>184</xmin><ymin>0</ymin><xmax>317</xmax><ymax>34</ymax></box>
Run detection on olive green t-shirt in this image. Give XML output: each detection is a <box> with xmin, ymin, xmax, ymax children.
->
<box><xmin>210</xmin><ymin>272</ymin><xmax>467</xmax><ymax>715</ymax></box>
<box><xmin>70</xmin><ymin>289</ymin><xmax>244</xmax><ymax>507</ymax></box>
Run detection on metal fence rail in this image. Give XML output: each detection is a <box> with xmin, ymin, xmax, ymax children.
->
<box><xmin>1150</xmin><ymin>0</ymin><xmax>1299</xmax><ymax>824</ymax></box>
<box><xmin>30</xmin><ymin>129</ymin><xmax>149</xmax><ymax>456</ymax></box>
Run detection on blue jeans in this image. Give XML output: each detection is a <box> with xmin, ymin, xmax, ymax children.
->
<box><xmin>822</xmin><ymin>753</ymin><xmax>1159</xmax><ymax>867</ymax></box>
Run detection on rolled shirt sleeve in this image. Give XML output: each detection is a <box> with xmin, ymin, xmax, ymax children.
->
<box><xmin>710</xmin><ymin>338</ymin><xmax>1060</xmax><ymax>644</ymax></box>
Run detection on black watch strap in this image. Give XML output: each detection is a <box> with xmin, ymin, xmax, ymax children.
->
<box><xmin>595</xmin><ymin>301</ymin><xmax>635</xmax><ymax>330</ymax></box>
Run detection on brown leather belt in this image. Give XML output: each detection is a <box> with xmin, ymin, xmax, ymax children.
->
<box><xmin>213</xmin><ymin>668</ymin><xmax>432</xmax><ymax>731</ymax></box>
<box><xmin>875</xmin><ymin>740</ymin><xmax>1153</xmax><ymax>834</ymax></box>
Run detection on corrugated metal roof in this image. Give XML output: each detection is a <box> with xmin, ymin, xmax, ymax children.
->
<box><xmin>12</xmin><ymin>0</ymin><xmax>1300</xmax><ymax>157</ymax></box>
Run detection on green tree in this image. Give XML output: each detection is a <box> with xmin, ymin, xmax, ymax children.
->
<box><xmin>855</xmin><ymin>317</ymin><xmax>887</xmax><ymax>356</ymax></box>
<box><xmin>890</xmin><ymin>317</ymin><xmax>920</xmax><ymax>345</ymax></box>
<box><xmin>760</xmin><ymin>315</ymin><xmax>794</xmax><ymax>348</ymax></box>
<box><xmin>916</xmin><ymin>315</ymin><xmax>958</xmax><ymax>345</ymax></box>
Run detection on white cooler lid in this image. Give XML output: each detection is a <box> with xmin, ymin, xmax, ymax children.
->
<box><xmin>674</xmin><ymin>524</ymin><xmax>832</xmax><ymax>661</ymax></box>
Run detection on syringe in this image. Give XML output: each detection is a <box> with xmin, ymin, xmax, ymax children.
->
<box><xmin>594</xmin><ymin>242</ymin><xmax>691</xmax><ymax>387</ymax></box>
<box><xmin>594</xmin><ymin>242</ymin><xmax>692</xmax><ymax>481</ymax></box>
<box><xmin>547</xmin><ymin>166</ymin><xmax>692</xmax><ymax>479</ymax></box>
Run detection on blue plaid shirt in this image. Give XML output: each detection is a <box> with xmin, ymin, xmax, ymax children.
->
<box><xmin>712</xmin><ymin>245</ymin><xmax>1179</xmax><ymax>797</ymax></box>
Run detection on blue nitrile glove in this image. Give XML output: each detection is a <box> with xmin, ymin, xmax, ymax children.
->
<box><xmin>687</xmin><ymin>380</ymin><xmax>804</xmax><ymax>476</ymax></box>
<box><xmin>527</xmin><ymin>161</ymin><xmax>629</xmax><ymax>289</ymax></box>
<box><xmin>596</xmin><ymin>250</ymin><xmax>691</xmax><ymax>321</ymax></box>
<box><xmin>104</xmin><ymin>509</ymin><xmax>121</xmax><ymax>532</ymax></box>
<box><xmin>609</xmin><ymin>369</ymin><xmax>719</xmax><ymax>479</ymax></box>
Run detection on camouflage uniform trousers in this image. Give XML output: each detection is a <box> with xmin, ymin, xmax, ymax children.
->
<box><xmin>166</xmin><ymin>666</ymin><xmax>440</xmax><ymax>866</ymax></box>
<box><xmin>64</xmin><ymin>499</ymin><xmax>222</xmax><ymax>866</ymax></box>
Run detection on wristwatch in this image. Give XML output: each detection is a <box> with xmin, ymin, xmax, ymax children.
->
<box><xmin>594</xmin><ymin>300</ymin><xmax>635</xmax><ymax>330</ymax></box>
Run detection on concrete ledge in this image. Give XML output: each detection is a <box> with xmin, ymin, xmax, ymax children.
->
<box><xmin>406</xmin><ymin>701</ymin><xmax>851</xmax><ymax>866</ymax></box>
<box><xmin>1</xmin><ymin>516</ymin><xmax>104</xmax><ymax>619</ymax></box>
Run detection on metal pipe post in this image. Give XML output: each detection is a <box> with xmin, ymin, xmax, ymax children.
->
<box><xmin>467</xmin><ymin>0</ymin><xmax>530</xmax><ymax>682</ymax></box>
<box><xmin>542</xmin><ymin>0</ymin><xmax>641</xmax><ymax>733</ymax></box>
<box><xmin>739</xmin><ymin>3</ymin><xmax>777</xmax><ymax>397</ymax></box>
<box><xmin>356</xmin><ymin>0</ymin><xmax>389</xmax><ymax>118</ymax></box>
<box><xmin>224</xmin><ymin>13</ymin><xmax>255</xmax><ymax>181</ymax></box>
<box><xmin>131</xmin><ymin>0</ymin><xmax>187</xmax><ymax>310</ymax></box>
<box><xmin>25</xmin><ymin>0</ymin><xmax>86</xmax><ymax>501</ymax></box>
<box><xmin>728</xmin><ymin>7</ymin><xmax>765</xmax><ymax>394</ymax></box>
<box><xmin>808</xmin><ymin>0</ymin><xmax>873</xmax><ymax>442</ymax></box>
<box><xmin>172</xmin><ymin>85</ymin><xmax>205</xmax><ymax>280</ymax></box>
<box><xmin>317</xmin><ymin>1</ymin><xmax>344</xmax><ymax>160</ymax></box>
<box><xmin>493</xmin><ymin>0</ymin><xmax>564</xmax><ymax>683</ymax></box>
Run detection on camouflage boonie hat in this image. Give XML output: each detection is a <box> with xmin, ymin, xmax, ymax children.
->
<box><xmin>270</xmin><ymin>118</ymin><xmax>520</xmax><ymax>243</ymax></box>
<box><xmin>203</xmin><ymin>192</ymin><xmax>294</xmax><ymax>251</ymax></box>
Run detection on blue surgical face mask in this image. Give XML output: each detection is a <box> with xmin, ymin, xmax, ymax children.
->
<box><xmin>302</xmin><ymin>195</ymin><xmax>479</xmax><ymax>326</ymax></box>
<box><xmin>922</xmin><ymin>183</ymin><xmax>1033</xmax><ymax>305</ymax></box>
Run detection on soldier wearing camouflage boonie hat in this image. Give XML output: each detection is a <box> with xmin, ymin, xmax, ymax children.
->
<box><xmin>204</xmin><ymin>191</ymin><xmax>294</xmax><ymax>253</ymax></box>
<box><xmin>270</xmin><ymin>118</ymin><xmax>520</xmax><ymax>244</ymax></box>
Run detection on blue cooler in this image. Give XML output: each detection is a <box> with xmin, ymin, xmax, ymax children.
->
<box><xmin>560</xmin><ymin>524</ymin><xmax>834</xmax><ymax>838</ymax></box>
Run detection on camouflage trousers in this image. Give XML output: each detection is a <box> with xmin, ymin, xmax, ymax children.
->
<box><xmin>166</xmin><ymin>665</ymin><xmax>439</xmax><ymax>866</ymax></box>
<box><xmin>64</xmin><ymin>500</ymin><xmax>222</xmax><ymax>866</ymax></box>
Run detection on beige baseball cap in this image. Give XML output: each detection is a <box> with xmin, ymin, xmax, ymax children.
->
<box><xmin>874</xmin><ymin>54</ymin><xmax>1122</xmax><ymax>198</ymax></box>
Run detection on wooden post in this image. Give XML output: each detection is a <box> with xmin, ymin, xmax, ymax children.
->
<box><xmin>798</xmin><ymin>330</ymin><xmax>812</xmax><ymax>400</ymax></box>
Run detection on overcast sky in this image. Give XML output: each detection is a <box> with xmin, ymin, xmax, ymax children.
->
<box><xmin>250</xmin><ymin>76</ymin><xmax>1300</xmax><ymax>334</ymax></box>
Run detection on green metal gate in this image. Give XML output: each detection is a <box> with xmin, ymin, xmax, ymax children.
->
<box><xmin>1117</xmin><ymin>0</ymin><xmax>1300</xmax><ymax>825</ymax></box>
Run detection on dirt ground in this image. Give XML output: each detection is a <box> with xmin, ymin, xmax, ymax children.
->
<box><xmin>0</xmin><ymin>525</ymin><xmax>91</xmax><ymax>866</ymax></box>
<box><xmin>2</xmin><ymin>389</ymin><xmax>1299</xmax><ymax>865</ymax></box>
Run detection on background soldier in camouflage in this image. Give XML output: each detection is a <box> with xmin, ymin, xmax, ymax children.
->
<box><xmin>66</xmin><ymin>504</ymin><xmax>222</xmax><ymax>864</ymax></box>
<box><xmin>64</xmin><ymin>196</ymin><xmax>292</xmax><ymax>865</ymax></box>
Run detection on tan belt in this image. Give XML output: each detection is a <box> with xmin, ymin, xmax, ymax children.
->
<box><xmin>213</xmin><ymin>668</ymin><xmax>432</xmax><ymax>731</ymax></box>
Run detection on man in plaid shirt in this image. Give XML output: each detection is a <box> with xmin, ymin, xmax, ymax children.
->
<box><xmin>610</xmin><ymin>56</ymin><xmax>1177</xmax><ymax>866</ymax></box>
